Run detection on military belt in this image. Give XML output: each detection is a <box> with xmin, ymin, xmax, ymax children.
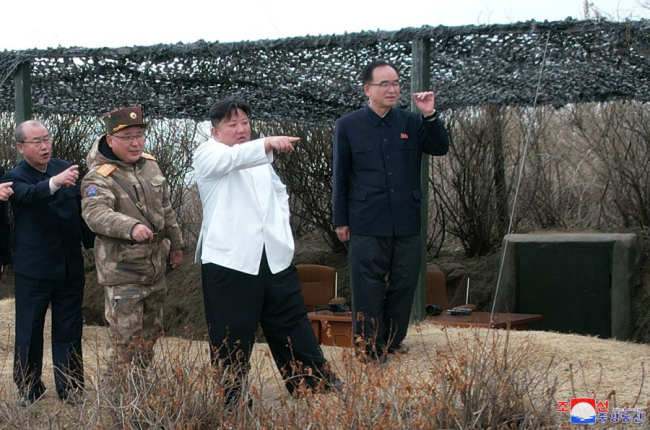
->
<box><xmin>98</xmin><ymin>232</ymin><xmax>166</xmax><ymax>245</ymax></box>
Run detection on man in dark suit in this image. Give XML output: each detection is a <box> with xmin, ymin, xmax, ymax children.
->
<box><xmin>2</xmin><ymin>120</ymin><xmax>94</xmax><ymax>406</ymax></box>
<box><xmin>0</xmin><ymin>165</ymin><xmax>13</xmax><ymax>278</ymax></box>
<box><xmin>333</xmin><ymin>60</ymin><xmax>449</xmax><ymax>363</ymax></box>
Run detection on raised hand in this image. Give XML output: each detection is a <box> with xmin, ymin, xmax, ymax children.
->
<box><xmin>412</xmin><ymin>91</ymin><xmax>436</xmax><ymax>116</ymax></box>
<box><xmin>0</xmin><ymin>182</ymin><xmax>13</xmax><ymax>201</ymax></box>
<box><xmin>264</xmin><ymin>136</ymin><xmax>300</xmax><ymax>153</ymax></box>
<box><xmin>53</xmin><ymin>165</ymin><xmax>79</xmax><ymax>188</ymax></box>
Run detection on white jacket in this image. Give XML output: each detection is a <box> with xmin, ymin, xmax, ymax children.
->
<box><xmin>193</xmin><ymin>137</ymin><xmax>294</xmax><ymax>275</ymax></box>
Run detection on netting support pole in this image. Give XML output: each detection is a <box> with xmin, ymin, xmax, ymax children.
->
<box><xmin>15</xmin><ymin>61</ymin><xmax>32</xmax><ymax>124</ymax></box>
<box><xmin>14</xmin><ymin>61</ymin><xmax>32</xmax><ymax>161</ymax></box>
<box><xmin>410</xmin><ymin>37</ymin><xmax>431</xmax><ymax>323</ymax></box>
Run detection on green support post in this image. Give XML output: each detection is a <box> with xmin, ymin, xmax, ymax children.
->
<box><xmin>14</xmin><ymin>61</ymin><xmax>32</xmax><ymax>162</ymax></box>
<box><xmin>15</xmin><ymin>61</ymin><xmax>32</xmax><ymax>125</ymax></box>
<box><xmin>410</xmin><ymin>37</ymin><xmax>431</xmax><ymax>322</ymax></box>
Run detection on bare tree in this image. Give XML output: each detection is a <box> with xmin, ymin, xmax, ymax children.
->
<box><xmin>146</xmin><ymin>119</ymin><xmax>206</xmax><ymax>250</ymax></box>
<box><xmin>570</xmin><ymin>101</ymin><xmax>650</xmax><ymax>229</ymax></box>
<box><xmin>41</xmin><ymin>114</ymin><xmax>99</xmax><ymax>173</ymax></box>
<box><xmin>0</xmin><ymin>113</ymin><xmax>17</xmax><ymax>170</ymax></box>
<box><xmin>256</xmin><ymin>121</ymin><xmax>345</xmax><ymax>253</ymax></box>
<box><xmin>432</xmin><ymin>107</ymin><xmax>517</xmax><ymax>256</ymax></box>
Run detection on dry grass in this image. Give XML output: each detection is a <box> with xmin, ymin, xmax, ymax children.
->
<box><xmin>0</xmin><ymin>298</ymin><xmax>647</xmax><ymax>428</ymax></box>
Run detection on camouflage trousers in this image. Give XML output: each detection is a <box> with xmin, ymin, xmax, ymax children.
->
<box><xmin>104</xmin><ymin>277</ymin><xmax>167</xmax><ymax>367</ymax></box>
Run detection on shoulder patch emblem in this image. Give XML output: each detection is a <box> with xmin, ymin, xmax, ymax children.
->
<box><xmin>97</xmin><ymin>164</ymin><xmax>117</xmax><ymax>177</ymax></box>
<box><xmin>142</xmin><ymin>153</ymin><xmax>157</xmax><ymax>161</ymax></box>
<box><xmin>85</xmin><ymin>186</ymin><xmax>99</xmax><ymax>197</ymax></box>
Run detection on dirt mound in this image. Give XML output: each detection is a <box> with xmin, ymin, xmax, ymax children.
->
<box><xmin>81</xmin><ymin>257</ymin><xmax>207</xmax><ymax>338</ymax></box>
<box><xmin>80</xmin><ymin>234</ymin><xmax>351</xmax><ymax>339</ymax></box>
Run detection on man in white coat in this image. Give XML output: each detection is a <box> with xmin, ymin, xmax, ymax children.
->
<box><xmin>193</xmin><ymin>97</ymin><xmax>341</xmax><ymax>407</ymax></box>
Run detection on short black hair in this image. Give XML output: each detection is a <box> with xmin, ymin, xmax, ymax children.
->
<box><xmin>361</xmin><ymin>60</ymin><xmax>399</xmax><ymax>85</ymax></box>
<box><xmin>209</xmin><ymin>97</ymin><xmax>252</xmax><ymax>127</ymax></box>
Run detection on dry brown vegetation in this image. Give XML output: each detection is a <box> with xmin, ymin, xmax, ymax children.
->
<box><xmin>0</xmin><ymin>298</ymin><xmax>647</xmax><ymax>429</ymax></box>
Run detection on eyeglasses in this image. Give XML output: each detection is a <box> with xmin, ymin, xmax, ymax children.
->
<box><xmin>20</xmin><ymin>136</ymin><xmax>52</xmax><ymax>146</ymax></box>
<box><xmin>111</xmin><ymin>133</ymin><xmax>146</xmax><ymax>142</ymax></box>
<box><xmin>366</xmin><ymin>81</ymin><xmax>401</xmax><ymax>89</ymax></box>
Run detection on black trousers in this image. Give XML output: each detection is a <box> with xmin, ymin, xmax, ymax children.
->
<box><xmin>14</xmin><ymin>273</ymin><xmax>84</xmax><ymax>400</ymax></box>
<box><xmin>201</xmin><ymin>251</ymin><xmax>327</xmax><ymax>395</ymax></box>
<box><xmin>348</xmin><ymin>234</ymin><xmax>421</xmax><ymax>355</ymax></box>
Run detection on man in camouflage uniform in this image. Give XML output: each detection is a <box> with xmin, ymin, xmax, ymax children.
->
<box><xmin>81</xmin><ymin>107</ymin><xmax>184</xmax><ymax>367</ymax></box>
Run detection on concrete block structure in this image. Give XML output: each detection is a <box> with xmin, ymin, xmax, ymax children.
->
<box><xmin>497</xmin><ymin>233</ymin><xmax>642</xmax><ymax>340</ymax></box>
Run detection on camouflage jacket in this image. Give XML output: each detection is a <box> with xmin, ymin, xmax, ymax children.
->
<box><xmin>81</xmin><ymin>135</ymin><xmax>184</xmax><ymax>285</ymax></box>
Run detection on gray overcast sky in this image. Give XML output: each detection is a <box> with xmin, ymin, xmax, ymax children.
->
<box><xmin>1</xmin><ymin>0</ymin><xmax>647</xmax><ymax>50</ymax></box>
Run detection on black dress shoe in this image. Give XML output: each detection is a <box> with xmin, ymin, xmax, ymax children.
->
<box><xmin>320</xmin><ymin>370</ymin><xmax>344</xmax><ymax>392</ymax></box>
<box><xmin>17</xmin><ymin>395</ymin><xmax>31</xmax><ymax>408</ymax></box>
<box><xmin>387</xmin><ymin>343</ymin><xmax>409</xmax><ymax>354</ymax></box>
<box><xmin>17</xmin><ymin>386</ymin><xmax>45</xmax><ymax>408</ymax></box>
<box><xmin>60</xmin><ymin>390</ymin><xmax>83</xmax><ymax>406</ymax></box>
<box><xmin>357</xmin><ymin>353</ymin><xmax>388</xmax><ymax>367</ymax></box>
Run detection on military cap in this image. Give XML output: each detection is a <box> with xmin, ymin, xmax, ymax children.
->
<box><xmin>102</xmin><ymin>106</ymin><xmax>149</xmax><ymax>134</ymax></box>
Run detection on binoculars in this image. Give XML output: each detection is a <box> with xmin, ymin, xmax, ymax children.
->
<box><xmin>315</xmin><ymin>298</ymin><xmax>351</xmax><ymax>314</ymax></box>
<box><xmin>328</xmin><ymin>302</ymin><xmax>351</xmax><ymax>313</ymax></box>
<box><xmin>425</xmin><ymin>304</ymin><xmax>442</xmax><ymax>316</ymax></box>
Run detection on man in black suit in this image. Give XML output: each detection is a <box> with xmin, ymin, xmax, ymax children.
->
<box><xmin>0</xmin><ymin>166</ymin><xmax>13</xmax><ymax>278</ymax></box>
<box><xmin>2</xmin><ymin>120</ymin><xmax>94</xmax><ymax>406</ymax></box>
<box><xmin>333</xmin><ymin>60</ymin><xmax>449</xmax><ymax>363</ymax></box>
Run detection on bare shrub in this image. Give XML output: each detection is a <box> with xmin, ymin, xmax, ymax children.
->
<box><xmin>431</xmin><ymin>102</ymin><xmax>650</xmax><ymax>258</ymax></box>
<box><xmin>41</xmin><ymin>113</ymin><xmax>99</xmax><ymax>173</ymax></box>
<box><xmin>1</xmin><ymin>320</ymin><xmax>647</xmax><ymax>428</ymax></box>
<box><xmin>86</xmin><ymin>338</ymin><xmax>235</xmax><ymax>428</ymax></box>
<box><xmin>514</xmin><ymin>105</ymin><xmax>607</xmax><ymax>231</ymax></box>
<box><xmin>0</xmin><ymin>113</ymin><xmax>17</xmax><ymax>170</ymax></box>
<box><xmin>427</xmin><ymin>328</ymin><xmax>558</xmax><ymax>428</ymax></box>
<box><xmin>243</xmin><ymin>326</ymin><xmax>560</xmax><ymax>429</ymax></box>
<box><xmin>432</xmin><ymin>107</ymin><xmax>517</xmax><ymax>256</ymax></box>
<box><xmin>569</xmin><ymin>101</ymin><xmax>650</xmax><ymax>229</ymax></box>
<box><xmin>146</xmin><ymin>119</ymin><xmax>205</xmax><ymax>250</ymax></box>
<box><xmin>425</xmin><ymin>176</ymin><xmax>447</xmax><ymax>257</ymax></box>
<box><xmin>255</xmin><ymin>121</ymin><xmax>345</xmax><ymax>253</ymax></box>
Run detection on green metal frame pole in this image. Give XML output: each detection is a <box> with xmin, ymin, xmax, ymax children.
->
<box><xmin>15</xmin><ymin>61</ymin><xmax>32</xmax><ymax>124</ymax></box>
<box><xmin>14</xmin><ymin>61</ymin><xmax>32</xmax><ymax>162</ymax></box>
<box><xmin>410</xmin><ymin>37</ymin><xmax>431</xmax><ymax>322</ymax></box>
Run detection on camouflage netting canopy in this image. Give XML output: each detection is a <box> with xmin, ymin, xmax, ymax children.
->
<box><xmin>0</xmin><ymin>19</ymin><xmax>648</xmax><ymax>124</ymax></box>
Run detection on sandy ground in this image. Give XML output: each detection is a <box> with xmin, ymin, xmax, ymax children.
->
<box><xmin>0</xmin><ymin>297</ymin><xmax>648</xmax><ymax>414</ymax></box>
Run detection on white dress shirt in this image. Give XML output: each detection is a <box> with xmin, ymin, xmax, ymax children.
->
<box><xmin>193</xmin><ymin>137</ymin><xmax>294</xmax><ymax>275</ymax></box>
